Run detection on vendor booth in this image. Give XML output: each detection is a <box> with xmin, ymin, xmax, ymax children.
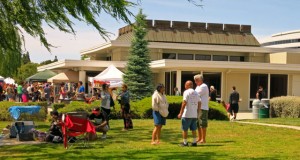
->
<box><xmin>26</xmin><ymin>70</ymin><xmax>57</xmax><ymax>82</ymax></box>
<box><xmin>47</xmin><ymin>71</ymin><xmax>79</xmax><ymax>83</ymax></box>
<box><xmin>91</xmin><ymin>64</ymin><xmax>124</xmax><ymax>88</ymax></box>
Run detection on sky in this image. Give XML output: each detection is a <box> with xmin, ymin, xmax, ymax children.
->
<box><xmin>25</xmin><ymin>0</ymin><xmax>300</xmax><ymax>63</ymax></box>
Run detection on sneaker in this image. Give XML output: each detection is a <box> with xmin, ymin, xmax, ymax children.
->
<box><xmin>101</xmin><ymin>134</ymin><xmax>107</xmax><ymax>139</ymax></box>
<box><xmin>179</xmin><ymin>142</ymin><xmax>189</xmax><ymax>147</ymax></box>
<box><xmin>191</xmin><ymin>142</ymin><xmax>197</xmax><ymax>147</ymax></box>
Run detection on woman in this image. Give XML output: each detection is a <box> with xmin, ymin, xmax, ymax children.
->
<box><xmin>151</xmin><ymin>84</ymin><xmax>169</xmax><ymax>145</ymax></box>
<box><xmin>100</xmin><ymin>84</ymin><xmax>111</xmax><ymax>119</ymax></box>
<box><xmin>118</xmin><ymin>84</ymin><xmax>132</xmax><ymax>131</ymax></box>
<box><xmin>22</xmin><ymin>83</ymin><xmax>29</xmax><ymax>102</ymax></box>
<box><xmin>6</xmin><ymin>84</ymin><xmax>15</xmax><ymax>102</ymax></box>
<box><xmin>59</xmin><ymin>82</ymin><xmax>66</xmax><ymax>103</ymax></box>
<box><xmin>209</xmin><ymin>86</ymin><xmax>217</xmax><ymax>102</ymax></box>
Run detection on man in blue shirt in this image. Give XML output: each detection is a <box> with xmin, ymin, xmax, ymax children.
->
<box><xmin>77</xmin><ymin>81</ymin><xmax>85</xmax><ymax>100</ymax></box>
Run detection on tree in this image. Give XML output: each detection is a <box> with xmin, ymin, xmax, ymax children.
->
<box><xmin>0</xmin><ymin>49</ymin><xmax>22</xmax><ymax>77</ymax></box>
<box><xmin>14</xmin><ymin>62</ymin><xmax>38</xmax><ymax>84</ymax></box>
<box><xmin>123</xmin><ymin>9</ymin><xmax>153</xmax><ymax>101</ymax></box>
<box><xmin>22</xmin><ymin>52</ymin><xmax>31</xmax><ymax>65</ymax></box>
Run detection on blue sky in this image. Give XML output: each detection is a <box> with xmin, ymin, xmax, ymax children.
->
<box><xmin>26</xmin><ymin>0</ymin><xmax>300</xmax><ymax>63</ymax></box>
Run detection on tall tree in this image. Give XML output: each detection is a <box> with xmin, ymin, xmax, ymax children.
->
<box><xmin>123</xmin><ymin>9</ymin><xmax>153</xmax><ymax>101</ymax></box>
<box><xmin>14</xmin><ymin>62</ymin><xmax>38</xmax><ymax>84</ymax></box>
<box><xmin>22</xmin><ymin>52</ymin><xmax>31</xmax><ymax>65</ymax></box>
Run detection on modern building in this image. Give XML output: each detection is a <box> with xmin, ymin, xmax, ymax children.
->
<box><xmin>260</xmin><ymin>30</ymin><xmax>300</xmax><ymax>48</ymax></box>
<box><xmin>38</xmin><ymin>20</ymin><xmax>300</xmax><ymax>111</ymax></box>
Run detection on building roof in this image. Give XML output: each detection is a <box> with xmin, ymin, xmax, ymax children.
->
<box><xmin>26</xmin><ymin>69</ymin><xmax>57</xmax><ymax>82</ymax></box>
<box><xmin>116</xmin><ymin>20</ymin><xmax>260</xmax><ymax>47</ymax></box>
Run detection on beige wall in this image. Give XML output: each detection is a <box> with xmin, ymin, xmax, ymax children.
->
<box><xmin>269</xmin><ymin>52</ymin><xmax>287</xmax><ymax>64</ymax></box>
<box><xmin>248</xmin><ymin>53</ymin><xmax>266</xmax><ymax>63</ymax></box>
<box><xmin>287</xmin><ymin>53</ymin><xmax>300</xmax><ymax>64</ymax></box>
<box><xmin>225</xmin><ymin>72</ymin><xmax>250</xmax><ymax>111</ymax></box>
<box><xmin>292</xmin><ymin>75</ymin><xmax>300</xmax><ymax>96</ymax></box>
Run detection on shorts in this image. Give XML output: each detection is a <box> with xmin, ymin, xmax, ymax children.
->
<box><xmin>181</xmin><ymin>118</ymin><xmax>197</xmax><ymax>131</ymax></box>
<box><xmin>153</xmin><ymin>111</ymin><xmax>166</xmax><ymax>126</ymax></box>
<box><xmin>93</xmin><ymin>122</ymin><xmax>109</xmax><ymax>132</ymax></box>
<box><xmin>197</xmin><ymin>110</ymin><xmax>208</xmax><ymax>128</ymax></box>
<box><xmin>229</xmin><ymin>103</ymin><xmax>239</xmax><ymax>114</ymax></box>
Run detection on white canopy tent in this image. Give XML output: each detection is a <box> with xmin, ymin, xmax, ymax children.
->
<box><xmin>91</xmin><ymin>64</ymin><xmax>124</xmax><ymax>88</ymax></box>
<box><xmin>4</xmin><ymin>77</ymin><xmax>15</xmax><ymax>84</ymax></box>
<box><xmin>0</xmin><ymin>76</ymin><xmax>4</xmax><ymax>82</ymax></box>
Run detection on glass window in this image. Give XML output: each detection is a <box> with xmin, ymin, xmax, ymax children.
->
<box><xmin>230</xmin><ymin>56</ymin><xmax>245</xmax><ymax>62</ymax></box>
<box><xmin>213</xmin><ymin>55</ymin><xmax>228</xmax><ymax>61</ymax></box>
<box><xmin>178</xmin><ymin>54</ymin><xmax>193</xmax><ymax>60</ymax></box>
<box><xmin>163</xmin><ymin>53</ymin><xmax>176</xmax><ymax>59</ymax></box>
<box><xmin>270</xmin><ymin>74</ymin><xmax>287</xmax><ymax>98</ymax></box>
<box><xmin>250</xmin><ymin>74</ymin><xmax>268</xmax><ymax>99</ymax></box>
<box><xmin>203</xmin><ymin>72</ymin><xmax>222</xmax><ymax>99</ymax></box>
<box><xmin>195</xmin><ymin>54</ymin><xmax>211</xmax><ymax>61</ymax></box>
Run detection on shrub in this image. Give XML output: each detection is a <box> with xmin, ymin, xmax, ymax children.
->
<box><xmin>0</xmin><ymin>101</ymin><xmax>47</xmax><ymax>121</ymax></box>
<box><xmin>52</xmin><ymin>103</ymin><xmax>65</xmax><ymax>111</ymax></box>
<box><xmin>270</xmin><ymin>96</ymin><xmax>300</xmax><ymax>118</ymax></box>
<box><xmin>53</xmin><ymin>96</ymin><xmax>228</xmax><ymax>120</ymax></box>
<box><xmin>57</xmin><ymin>100</ymin><xmax>123</xmax><ymax>119</ymax></box>
<box><xmin>131</xmin><ymin>96</ymin><xmax>228</xmax><ymax>120</ymax></box>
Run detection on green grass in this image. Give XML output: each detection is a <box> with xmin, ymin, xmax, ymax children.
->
<box><xmin>0</xmin><ymin>119</ymin><xmax>299</xmax><ymax>160</ymax></box>
<box><xmin>242</xmin><ymin>118</ymin><xmax>300</xmax><ymax>126</ymax></box>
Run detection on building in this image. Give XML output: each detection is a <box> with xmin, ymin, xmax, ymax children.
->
<box><xmin>38</xmin><ymin>20</ymin><xmax>300</xmax><ymax>111</ymax></box>
<box><xmin>260</xmin><ymin>30</ymin><xmax>300</xmax><ymax>48</ymax></box>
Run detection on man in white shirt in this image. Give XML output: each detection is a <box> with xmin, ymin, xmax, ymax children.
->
<box><xmin>194</xmin><ymin>74</ymin><xmax>209</xmax><ymax>144</ymax></box>
<box><xmin>177</xmin><ymin>80</ymin><xmax>201</xmax><ymax>147</ymax></box>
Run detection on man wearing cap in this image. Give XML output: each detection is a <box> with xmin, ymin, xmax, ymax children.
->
<box><xmin>89</xmin><ymin>107</ymin><xmax>109</xmax><ymax>139</ymax></box>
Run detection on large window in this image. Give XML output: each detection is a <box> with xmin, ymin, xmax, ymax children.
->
<box><xmin>165</xmin><ymin>71</ymin><xmax>177</xmax><ymax>95</ymax></box>
<box><xmin>230</xmin><ymin>56</ymin><xmax>245</xmax><ymax>62</ymax></box>
<box><xmin>195</xmin><ymin>54</ymin><xmax>211</xmax><ymax>61</ymax></box>
<box><xmin>250</xmin><ymin>74</ymin><xmax>268</xmax><ymax>99</ymax></box>
<box><xmin>270</xmin><ymin>74</ymin><xmax>287</xmax><ymax>98</ymax></box>
<box><xmin>163</xmin><ymin>53</ymin><xmax>176</xmax><ymax>59</ymax></box>
<box><xmin>178</xmin><ymin>54</ymin><xmax>194</xmax><ymax>60</ymax></box>
<box><xmin>213</xmin><ymin>55</ymin><xmax>228</xmax><ymax>61</ymax></box>
<box><xmin>203</xmin><ymin>72</ymin><xmax>222</xmax><ymax>99</ymax></box>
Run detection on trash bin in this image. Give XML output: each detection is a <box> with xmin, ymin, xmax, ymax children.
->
<box><xmin>252</xmin><ymin>99</ymin><xmax>260</xmax><ymax>119</ymax></box>
<box><xmin>259</xmin><ymin>99</ymin><xmax>270</xmax><ymax>118</ymax></box>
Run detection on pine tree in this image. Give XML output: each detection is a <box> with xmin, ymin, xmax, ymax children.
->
<box><xmin>123</xmin><ymin>9</ymin><xmax>153</xmax><ymax>101</ymax></box>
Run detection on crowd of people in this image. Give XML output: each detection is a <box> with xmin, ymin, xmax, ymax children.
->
<box><xmin>0</xmin><ymin>82</ymin><xmax>55</xmax><ymax>103</ymax></box>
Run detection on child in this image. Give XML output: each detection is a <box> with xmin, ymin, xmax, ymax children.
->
<box><xmin>221</xmin><ymin>101</ymin><xmax>232</xmax><ymax>120</ymax></box>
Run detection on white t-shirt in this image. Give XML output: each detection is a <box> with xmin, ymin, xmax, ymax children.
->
<box><xmin>195</xmin><ymin>83</ymin><xmax>209</xmax><ymax>111</ymax></box>
<box><xmin>182</xmin><ymin>88</ymin><xmax>200</xmax><ymax>118</ymax></box>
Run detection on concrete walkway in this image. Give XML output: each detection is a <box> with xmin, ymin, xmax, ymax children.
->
<box><xmin>235</xmin><ymin>121</ymin><xmax>300</xmax><ymax>130</ymax></box>
<box><xmin>234</xmin><ymin>112</ymin><xmax>300</xmax><ymax>131</ymax></box>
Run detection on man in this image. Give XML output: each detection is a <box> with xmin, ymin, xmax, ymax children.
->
<box><xmin>256</xmin><ymin>86</ymin><xmax>264</xmax><ymax>100</ymax></box>
<box><xmin>89</xmin><ymin>107</ymin><xmax>109</xmax><ymax>139</ymax></box>
<box><xmin>44</xmin><ymin>84</ymin><xmax>51</xmax><ymax>105</ymax></box>
<box><xmin>17</xmin><ymin>84</ymin><xmax>23</xmax><ymax>102</ymax></box>
<box><xmin>194</xmin><ymin>74</ymin><xmax>209</xmax><ymax>144</ymax></box>
<box><xmin>178</xmin><ymin>80</ymin><xmax>201</xmax><ymax>147</ymax></box>
<box><xmin>77</xmin><ymin>81</ymin><xmax>85</xmax><ymax>101</ymax></box>
<box><xmin>229</xmin><ymin>86</ymin><xmax>240</xmax><ymax>120</ymax></box>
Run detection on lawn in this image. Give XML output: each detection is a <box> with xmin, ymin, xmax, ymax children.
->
<box><xmin>242</xmin><ymin>118</ymin><xmax>300</xmax><ymax>126</ymax></box>
<box><xmin>0</xmin><ymin>119</ymin><xmax>299</xmax><ymax>160</ymax></box>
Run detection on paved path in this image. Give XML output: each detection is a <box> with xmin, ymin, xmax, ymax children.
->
<box><xmin>235</xmin><ymin>121</ymin><xmax>300</xmax><ymax>131</ymax></box>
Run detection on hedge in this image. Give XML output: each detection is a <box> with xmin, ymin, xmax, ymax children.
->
<box><xmin>270</xmin><ymin>96</ymin><xmax>300</xmax><ymax>118</ymax></box>
<box><xmin>0</xmin><ymin>101</ymin><xmax>48</xmax><ymax>121</ymax></box>
<box><xmin>56</xmin><ymin>96</ymin><xmax>228</xmax><ymax>120</ymax></box>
